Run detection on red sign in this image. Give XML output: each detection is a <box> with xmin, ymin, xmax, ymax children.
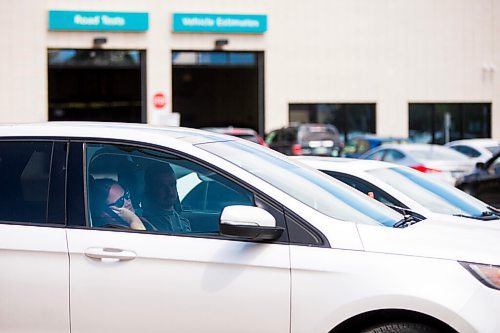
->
<box><xmin>153</xmin><ymin>92</ymin><xmax>166</xmax><ymax>109</ymax></box>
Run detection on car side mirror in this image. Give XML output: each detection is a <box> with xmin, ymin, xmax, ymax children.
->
<box><xmin>219</xmin><ymin>205</ymin><xmax>284</xmax><ymax>241</ymax></box>
<box><xmin>475</xmin><ymin>162</ymin><xmax>486</xmax><ymax>169</ymax></box>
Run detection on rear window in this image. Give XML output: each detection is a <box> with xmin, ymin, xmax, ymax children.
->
<box><xmin>300</xmin><ymin>125</ymin><xmax>339</xmax><ymax>142</ymax></box>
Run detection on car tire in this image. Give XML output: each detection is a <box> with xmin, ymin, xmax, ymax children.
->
<box><xmin>360</xmin><ymin>322</ymin><xmax>440</xmax><ymax>333</ymax></box>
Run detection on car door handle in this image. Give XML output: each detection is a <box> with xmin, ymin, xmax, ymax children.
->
<box><xmin>85</xmin><ymin>247</ymin><xmax>137</xmax><ymax>261</ymax></box>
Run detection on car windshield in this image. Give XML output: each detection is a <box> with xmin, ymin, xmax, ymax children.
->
<box><xmin>491</xmin><ymin>155</ymin><xmax>500</xmax><ymax>167</ymax></box>
<box><xmin>368</xmin><ymin>167</ymin><xmax>497</xmax><ymax>218</ymax></box>
<box><xmin>197</xmin><ymin>140</ymin><xmax>402</xmax><ymax>226</ymax></box>
<box><xmin>486</xmin><ymin>146</ymin><xmax>500</xmax><ymax>154</ymax></box>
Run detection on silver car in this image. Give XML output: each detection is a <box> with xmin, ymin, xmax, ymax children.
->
<box><xmin>360</xmin><ymin>143</ymin><xmax>475</xmax><ymax>185</ymax></box>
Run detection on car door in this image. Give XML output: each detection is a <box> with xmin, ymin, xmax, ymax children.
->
<box><xmin>66</xmin><ymin>142</ymin><xmax>290</xmax><ymax>333</ymax></box>
<box><xmin>0</xmin><ymin>140</ymin><xmax>69</xmax><ymax>332</ymax></box>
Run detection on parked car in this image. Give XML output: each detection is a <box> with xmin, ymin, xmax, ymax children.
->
<box><xmin>445</xmin><ymin>138</ymin><xmax>500</xmax><ymax>163</ymax></box>
<box><xmin>294</xmin><ymin>156</ymin><xmax>499</xmax><ymax>221</ymax></box>
<box><xmin>1</xmin><ymin>122</ymin><xmax>500</xmax><ymax>333</ymax></box>
<box><xmin>265</xmin><ymin>123</ymin><xmax>343</xmax><ymax>156</ymax></box>
<box><xmin>456</xmin><ymin>152</ymin><xmax>500</xmax><ymax>208</ymax></box>
<box><xmin>343</xmin><ymin>134</ymin><xmax>409</xmax><ymax>158</ymax></box>
<box><xmin>202</xmin><ymin>126</ymin><xmax>267</xmax><ymax>146</ymax></box>
<box><xmin>360</xmin><ymin>143</ymin><xmax>475</xmax><ymax>185</ymax></box>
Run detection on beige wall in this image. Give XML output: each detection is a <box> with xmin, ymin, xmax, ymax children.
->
<box><xmin>264</xmin><ymin>0</ymin><xmax>498</xmax><ymax>136</ymax></box>
<box><xmin>0</xmin><ymin>0</ymin><xmax>47</xmax><ymax>122</ymax></box>
<box><xmin>0</xmin><ymin>0</ymin><xmax>498</xmax><ymax>138</ymax></box>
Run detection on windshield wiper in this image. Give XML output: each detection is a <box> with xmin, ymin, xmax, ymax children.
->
<box><xmin>480</xmin><ymin>210</ymin><xmax>500</xmax><ymax>219</ymax></box>
<box><xmin>453</xmin><ymin>210</ymin><xmax>500</xmax><ymax>221</ymax></box>
<box><xmin>386</xmin><ymin>204</ymin><xmax>426</xmax><ymax>223</ymax></box>
<box><xmin>487</xmin><ymin>206</ymin><xmax>500</xmax><ymax>215</ymax></box>
<box><xmin>387</xmin><ymin>204</ymin><xmax>425</xmax><ymax>228</ymax></box>
<box><xmin>393</xmin><ymin>215</ymin><xmax>421</xmax><ymax>228</ymax></box>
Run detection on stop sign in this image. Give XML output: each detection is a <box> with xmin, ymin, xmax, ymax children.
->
<box><xmin>153</xmin><ymin>92</ymin><xmax>166</xmax><ymax>109</ymax></box>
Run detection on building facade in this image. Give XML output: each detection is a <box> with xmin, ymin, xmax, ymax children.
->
<box><xmin>0</xmin><ymin>0</ymin><xmax>498</xmax><ymax>142</ymax></box>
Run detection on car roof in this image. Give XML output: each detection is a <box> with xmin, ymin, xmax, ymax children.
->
<box><xmin>0</xmin><ymin>122</ymin><xmax>236</xmax><ymax>146</ymax></box>
<box><xmin>369</xmin><ymin>143</ymin><xmax>455</xmax><ymax>152</ymax></box>
<box><xmin>446</xmin><ymin>138</ymin><xmax>499</xmax><ymax>148</ymax></box>
<box><xmin>350</xmin><ymin>134</ymin><xmax>408</xmax><ymax>141</ymax></box>
<box><xmin>292</xmin><ymin>156</ymin><xmax>396</xmax><ymax>172</ymax></box>
<box><xmin>361</xmin><ymin>143</ymin><xmax>476</xmax><ymax>164</ymax></box>
<box><xmin>202</xmin><ymin>127</ymin><xmax>258</xmax><ymax>135</ymax></box>
<box><xmin>277</xmin><ymin>123</ymin><xmax>338</xmax><ymax>130</ymax></box>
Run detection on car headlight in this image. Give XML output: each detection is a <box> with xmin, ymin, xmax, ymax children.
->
<box><xmin>460</xmin><ymin>261</ymin><xmax>500</xmax><ymax>290</ymax></box>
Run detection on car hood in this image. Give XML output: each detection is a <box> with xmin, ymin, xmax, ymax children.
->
<box><xmin>356</xmin><ymin>216</ymin><xmax>500</xmax><ymax>265</ymax></box>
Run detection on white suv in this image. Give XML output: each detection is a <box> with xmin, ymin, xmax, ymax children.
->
<box><xmin>0</xmin><ymin>122</ymin><xmax>499</xmax><ymax>333</ymax></box>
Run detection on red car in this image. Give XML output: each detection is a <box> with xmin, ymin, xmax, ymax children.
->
<box><xmin>202</xmin><ymin>127</ymin><xmax>267</xmax><ymax>146</ymax></box>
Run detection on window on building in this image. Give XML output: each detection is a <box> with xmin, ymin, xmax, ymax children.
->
<box><xmin>172</xmin><ymin>51</ymin><xmax>256</xmax><ymax>66</ymax></box>
<box><xmin>48</xmin><ymin>50</ymin><xmax>141</xmax><ymax>67</ymax></box>
<box><xmin>409</xmin><ymin>103</ymin><xmax>491</xmax><ymax>144</ymax></box>
<box><xmin>289</xmin><ymin>103</ymin><xmax>376</xmax><ymax>143</ymax></box>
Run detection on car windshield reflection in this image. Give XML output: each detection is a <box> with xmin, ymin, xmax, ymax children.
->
<box><xmin>198</xmin><ymin>140</ymin><xmax>402</xmax><ymax>227</ymax></box>
<box><xmin>368</xmin><ymin>167</ymin><xmax>498</xmax><ymax>219</ymax></box>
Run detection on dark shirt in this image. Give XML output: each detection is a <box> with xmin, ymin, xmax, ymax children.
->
<box><xmin>92</xmin><ymin>210</ymin><xmax>129</xmax><ymax>229</ymax></box>
<box><xmin>142</xmin><ymin>199</ymin><xmax>191</xmax><ymax>233</ymax></box>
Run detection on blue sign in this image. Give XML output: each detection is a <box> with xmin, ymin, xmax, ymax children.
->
<box><xmin>173</xmin><ymin>13</ymin><xmax>267</xmax><ymax>34</ymax></box>
<box><xmin>48</xmin><ymin>11</ymin><xmax>149</xmax><ymax>31</ymax></box>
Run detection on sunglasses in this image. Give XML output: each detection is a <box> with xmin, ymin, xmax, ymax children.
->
<box><xmin>108</xmin><ymin>189</ymin><xmax>130</xmax><ymax>208</ymax></box>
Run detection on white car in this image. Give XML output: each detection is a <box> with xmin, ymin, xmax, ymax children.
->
<box><xmin>359</xmin><ymin>143</ymin><xmax>475</xmax><ymax>185</ymax></box>
<box><xmin>1</xmin><ymin>122</ymin><xmax>500</xmax><ymax>333</ymax></box>
<box><xmin>294</xmin><ymin>156</ymin><xmax>499</xmax><ymax>222</ymax></box>
<box><xmin>446</xmin><ymin>138</ymin><xmax>500</xmax><ymax>163</ymax></box>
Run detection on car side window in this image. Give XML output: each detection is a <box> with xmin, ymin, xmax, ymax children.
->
<box><xmin>0</xmin><ymin>141</ymin><xmax>53</xmax><ymax>224</ymax></box>
<box><xmin>383</xmin><ymin>149</ymin><xmax>405</xmax><ymax>162</ymax></box>
<box><xmin>453</xmin><ymin>145</ymin><xmax>480</xmax><ymax>158</ymax></box>
<box><xmin>265</xmin><ymin>131</ymin><xmax>278</xmax><ymax>145</ymax></box>
<box><xmin>364</xmin><ymin>150</ymin><xmax>385</xmax><ymax>161</ymax></box>
<box><xmin>86</xmin><ymin>143</ymin><xmax>255</xmax><ymax>235</ymax></box>
<box><xmin>356</xmin><ymin>140</ymin><xmax>370</xmax><ymax>154</ymax></box>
